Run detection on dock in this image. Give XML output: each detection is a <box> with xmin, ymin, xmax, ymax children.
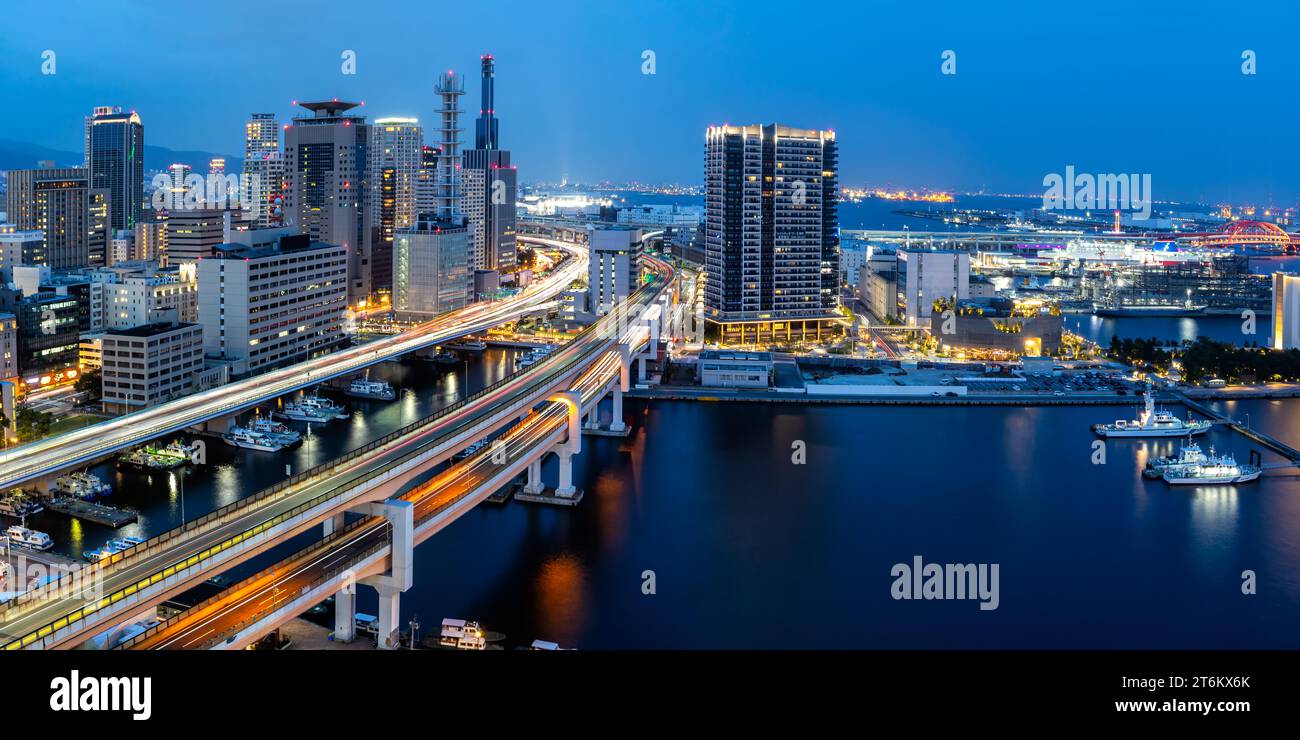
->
<box><xmin>514</xmin><ymin>486</ymin><xmax>585</xmax><ymax>507</ymax></box>
<box><xmin>42</xmin><ymin>498</ymin><xmax>138</xmax><ymax>528</ymax></box>
<box><xmin>1178</xmin><ymin>395</ymin><xmax>1300</xmax><ymax>464</ymax></box>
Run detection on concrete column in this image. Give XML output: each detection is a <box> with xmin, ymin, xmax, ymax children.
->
<box><xmin>551</xmin><ymin>390</ymin><xmax>582</xmax><ymax>456</ymax></box>
<box><xmin>555</xmin><ymin>449</ymin><xmax>577</xmax><ymax>499</ymax></box>
<box><xmin>333</xmin><ymin>587</ymin><xmax>355</xmax><ymax>643</ymax></box>
<box><xmin>617</xmin><ymin>343</ymin><xmax>632</xmax><ymax>392</ymax></box>
<box><xmin>356</xmin><ymin>500</ymin><xmax>414</xmax><ymax>592</ymax></box>
<box><xmin>523</xmin><ymin>457</ymin><xmax>544</xmax><ymax>494</ymax></box>
<box><xmin>374</xmin><ymin>583</ymin><xmax>401</xmax><ymax>650</ymax></box>
<box><xmin>609</xmin><ymin>385</ymin><xmax>626</xmax><ymax>432</ymax></box>
<box><xmin>323</xmin><ymin>513</ymin><xmax>345</xmax><ymax>537</ymax></box>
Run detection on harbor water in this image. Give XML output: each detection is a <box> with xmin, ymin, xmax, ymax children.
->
<box><xmin>12</xmin><ymin>347</ymin><xmax>1300</xmax><ymax>648</ymax></box>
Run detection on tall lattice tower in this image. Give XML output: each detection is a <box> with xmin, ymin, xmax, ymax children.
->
<box><xmin>433</xmin><ymin>71</ymin><xmax>464</xmax><ymax>221</ymax></box>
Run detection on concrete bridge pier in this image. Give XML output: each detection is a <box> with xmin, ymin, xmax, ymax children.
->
<box><xmin>610</xmin><ymin>344</ymin><xmax>632</xmax><ymax>433</ymax></box>
<box><xmin>333</xmin><ymin>586</ymin><xmax>356</xmax><ymax>643</ymax></box>
<box><xmin>553</xmin><ymin>390</ymin><xmax>582</xmax><ymax>499</ymax></box>
<box><xmin>356</xmin><ymin>499</ymin><xmax>413</xmax><ymax>650</ymax></box>
<box><xmin>323</xmin><ymin>512</ymin><xmax>345</xmax><ymax>537</ymax></box>
<box><xmin>198</xmin><ymin>413</ymin><xmax>239</xmax><ymax>434</ymax></box>
<box><xmin>522</xmin><ymin>457</ymin><xmax>544</xmax><ymax>495</ymax></box>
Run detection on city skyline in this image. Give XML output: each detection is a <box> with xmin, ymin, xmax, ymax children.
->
<box><xmin>2</xmin><ymin>1</ymin><xmax>1299</xmax><ymax>204</ymax></box>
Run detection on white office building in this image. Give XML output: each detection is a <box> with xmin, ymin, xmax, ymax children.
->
<box><xmin>586</xmin><ymin>227</ymin><xmax>642</xmax><ymax>315</ymax></box>
<box><xmin>100</xmin><ymin>322</ymin><xmax>204</xmax><ymax>414</ymax></box>
<box><xmin>198</xmin><ymin>236</ymin><xmax>347</xmax><ymax>377</ymax></box>
<box><xmin>896</xmin><ymin>249</ymin><xmax>970</xmax><ymax>325</ymax></box>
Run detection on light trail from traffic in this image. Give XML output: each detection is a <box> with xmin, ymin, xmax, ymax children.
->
<box><xmin>0</xmin><ymin>241</ymin><xmax>586</xmax><ymax>491</ymax></box>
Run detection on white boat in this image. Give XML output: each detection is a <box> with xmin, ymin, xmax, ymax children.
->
<box><xmin>0</xmin><ymin>493</ymin><xmax>43</xmax><ymax>518</ymax></box>
<box><xmin>249</xmin><ymin>418</ymin><xmax>302</xmax><ymax>445</ymax></box>
<box><xmin>432</xmin><ymin>350</ymin><xmax>459</xmax><ymax>366</ymax></box>
<box><xmin>84</xmin><ymin>540</ymin><xmax>126</xmax><ymax>562</ymax></box>
<box><xmin>345</xmin><ymin>378</ymin><xmax>396</xmax><ymax>401</ymax></box>
<box><xmin>1093</xmin><ymin>391</ymin><xmax>1211</xmax><ymax>438</ymax></box>
<box><xmin>1143</xmin><ymin>441</ymin><xmax>1210</xmax><ymax>478</ymax></box>
<box><xmin>5</xmin><ymin>524</ymin><xmax>53</xmax><ymax>552</ymax></box>
<box><xmin>222</xmin><ymin>426</ymin><xmax>284</xmax><ymax>452</ymax></box>
<box><xmin>439</xmin><ymin>618</ymin><xmax>487</xmax><ymax>650</ymax></box>
<box><xmin>54</xmin><ymin>472</ymin><xmax>111</xmax><ymax>500</ymax></box>
<box><xmin>275</xmin><ymin>401</ymin><xmax>334</xmax><ymax>423</ymax></box>
<box><xmin>1162</xmin><ymin>451</ymin><xmax>1261</xmax><ymax>485</ymax></box>
<box><xmin>300</xmin><ymin>395</ymin><xmax>349</xmax><ymax>420</ymax></box>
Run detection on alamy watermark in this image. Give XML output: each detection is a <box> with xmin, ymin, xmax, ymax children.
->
<box><xmin>1042</xmin><ymin>165</ymin><xmax>1152</xmax><ymax>220</ymax></box>
<box><xmin>890</xmin><ymin>555</ymin><xmax>999</xmax><ymax>611</ymax></box>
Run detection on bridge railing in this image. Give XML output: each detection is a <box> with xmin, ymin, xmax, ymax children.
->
<box><xmin>119</xmin><ymin>289</ymin><xmax>668</xmax><ymax>650</ymax></box>
<box><xmin>0</xmin><ymin>274</ymin><xmax>669</xmax><ymax>646</ymax></box>
<box><xmin>115</xmin><ymin>516</ymin><xmax>389</xmax><ymax>650</ymax></box>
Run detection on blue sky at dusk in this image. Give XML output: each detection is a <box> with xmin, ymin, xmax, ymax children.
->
<box><xmin>2</xmin><ymin>0</ymin><xmax>1298</xmax><ymax>203</ymax></box>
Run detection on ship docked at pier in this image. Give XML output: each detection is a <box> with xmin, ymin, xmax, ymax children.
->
<box><xmin>1094</xmin><ymin>391</ymin><xmax>1211</xmax><ymax>438</ymax></box>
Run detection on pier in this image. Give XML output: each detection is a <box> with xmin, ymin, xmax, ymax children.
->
<box><xmin>41</xmin><ymin>498</ymin><xmax>138</xmax><ymax>528</ymax></box>
<box><xmin>1177</xmin><ymin>395</ymin><xmax>1300</xmax><ymax>465</ymax></box>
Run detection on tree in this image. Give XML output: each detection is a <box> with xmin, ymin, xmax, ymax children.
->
<box><xmin>14</xmin><ymin>405</ymin><xmax>52</xmax><ymax>442</ymax></box>
<box><xmin>75</xmin><ymin>369</ymin><xmax>102</xmax><ymax>400</ymax></box>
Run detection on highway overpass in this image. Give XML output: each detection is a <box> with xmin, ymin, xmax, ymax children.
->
<box><xmin>0</xmin><ymin>251</ymin><xmax>675</xmax><ymax>650</ymax></box>
<box><xmin>0</xmin><ymin>239</ymin><xmax>587</xmax><ymax>493</ymax></box>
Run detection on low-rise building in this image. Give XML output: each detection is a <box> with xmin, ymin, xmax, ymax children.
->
<box><xmin>697</xmin><ymin>350</ymin><xmax>773</xmax><ymax>388</ymax></box>
<box><xmin>100</xmin><ymin>322</ymin><xmax>204</xmax><ymax>414</ymax></box>
<box><xmin>929</xmin><ymin>297</ymin><xmax>1063</xmax><ymax>359</ymax></box>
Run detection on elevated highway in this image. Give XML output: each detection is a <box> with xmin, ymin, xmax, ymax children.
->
<box><xmin>0</xmin><ymin>250</ymin><xmax>674</xmax><ymax>650</ymax></box>
<box><xmin>0</xmin><ymin>240</ymin><xmax>586</xmax><ymax>492</ymax></box>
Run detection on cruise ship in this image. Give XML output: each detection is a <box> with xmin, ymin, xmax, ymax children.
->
<box><xmin>222</xmin><ymin>426</ymin><xmax>284</xmax><ymax>452</ymax></box>
<box><xmin>1093</xmin><ymin>392</ymin><xmax>1212</xmax><ymax>438</ymax></box>
<box><xmin>1162</xmin><ymin>451</ymin><xmax>1261</xmax><ymax>485</ymax></box>
<box><xmin>5</xmin><ymin>524</ymin><xmax>53</xmax><ymax>552</ymax></box>
<box><xmin>345</xmin><ymin>378</ymin><xmax>397</xmax><ymax>401</ymax></box>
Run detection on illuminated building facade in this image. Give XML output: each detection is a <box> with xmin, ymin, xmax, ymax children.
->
<box><xmin>460</xmin><ymin>55</ymin><xmax>517</xmax><ymax>276</ymax></box>
<box><xmin>242</xmin><ymin>113</ymin><xmax>284</xmax><ymax>228</ymax></box>
<box><xmin>284</xmin><ymin>100</ymin><xmax>370</xmax><ymax>305</ymax></box>
<box><xmin>367</xmin><ymin>117</ymin><xmax>423</xmax><ymax>299</ymax></box>
<box><xmin>703</xmin><ymin>123</ymin><xmax>839</xmax><ymax>344</ymax></box>
<box><xmin>5</xmin><ymin>167</ymin><xmax>98</xmax><ymax>269</ymax></box>
<box><xmin>197</xmin><ymin>235</ymin><xmax>347</xmax><ymax>377</ymax></box>
<box><xmin>86</xmin><ymin>106</ymin><xmax>146</xmax><ymax>231</ymax></box>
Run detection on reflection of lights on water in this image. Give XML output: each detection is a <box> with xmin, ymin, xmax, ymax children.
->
<box><xmin>535</xmin><ymin>553</ymin><xmax>587</xmax><ymax>643</ymax></box>
<box><xmin>67</xmin><ymin>518</ymin><xmax>84</xmax><ymax>553</ymax></box>
<box><xmin>1188</xmin><ymin>485</ymin><xmax>1240</xmax><ymax>538</ymax></box>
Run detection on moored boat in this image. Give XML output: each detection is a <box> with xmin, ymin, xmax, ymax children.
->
<box><xmin>1094</xmin><ymin>391</ymin><xmax>1211</xmax><ymax>438</ymax></box>
<box><xmin>1143</xmin><ymin>441</ymin><xmax>1211</xmax><ymax>478</ymax></box>
<box><xmin>0</xmin><ymin>492</ymin><xmax>44</xmax><ymax>518</ymax></box>
<box><xmin>5</xmin><ymin>524</ymin><xmax>53</xmax><ymax>552</ymax></box>
<box><xmin>222</xmin><ymin>426</ymin><xmax>284</xmax><ymax>452</ymax></box>
<box><xmin>249</xmin><ymin>418</ymin><xmax>303</xmax><ymax>445</ymax></box>
<box><xmin>1162</xmin><ymin>451</ymin><xmax>1261</xmax><ymax>485</ymax></box>
<box><xmin>345</xmin><ymin>378</ymin><xmax>397</xmax><ymax>401</ymax></box>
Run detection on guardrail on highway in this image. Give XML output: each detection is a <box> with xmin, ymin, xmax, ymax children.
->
<box><xmin>0</xmin><ymin>273</ymin><xmax>667</xmax><ymax>649</ymax></box>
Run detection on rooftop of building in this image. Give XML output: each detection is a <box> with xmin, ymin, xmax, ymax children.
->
<box><xmin>208</xmin><ymin>235</ymin><xmax>338</xmax><ymax>261</ymax></box>
<box><xmin>103</xmin><ymin>321</ymin><xmax>199</xmax><ymax>339</ymax></box>
<box><xmin>699</xmin><ymin>350</ymin><xmax>773</xmax><ymax>362</ymax></box>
